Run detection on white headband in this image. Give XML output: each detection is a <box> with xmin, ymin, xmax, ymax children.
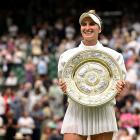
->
<box><xmin>79</xmin><ymin>13</ymin><xmax>101</xmax><ymax>29</ymax></box>
<box><xmin>88</xmin><ymin>14</ymin><xmax>101</xmax><ymax>29</ymax></box>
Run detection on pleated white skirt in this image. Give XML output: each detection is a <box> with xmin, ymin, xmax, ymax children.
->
<box><xmin>61</xmin><ymin>99</ymin><xmax>118</xmax><ymax>136</ymax></box>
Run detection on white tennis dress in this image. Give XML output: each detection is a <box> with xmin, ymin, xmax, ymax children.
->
<box><xmin>58</xmin><ymin>41</ymin><xmax>126</xmax><ymax>136</ymax></box>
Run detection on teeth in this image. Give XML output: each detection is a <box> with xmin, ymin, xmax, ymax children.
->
<box><xmin>84</xmin><ymin>31</ymin><xmax>94</xmax><ymax>34</ymax></box>
<box><xmin>84</xmin><ymin>32</ymin><xmax>93</xmax><ymax>34</ymax></box>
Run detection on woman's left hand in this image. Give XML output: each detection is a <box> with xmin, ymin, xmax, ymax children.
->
<box><xmin>116</xmin><ymin>80</ymin><xmax>126</xmax><ymax>95</ymax></box>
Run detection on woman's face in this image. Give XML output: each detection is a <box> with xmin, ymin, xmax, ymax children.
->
<box><xmin>80</xmin><ymin>17</ymin><xmax>101</xmax><ymax>42</ymax></box>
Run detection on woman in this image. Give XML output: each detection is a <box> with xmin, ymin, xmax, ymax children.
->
<box><xmin>58</xmin><ymin>10</ymin><xmax>127</xmax><ymax>140</ymax></box>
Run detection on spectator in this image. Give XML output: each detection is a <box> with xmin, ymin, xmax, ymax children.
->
<box><xmin>18</xmin><ymin>111</ymin><xmax>35</xmax><ymax>140</ymax></box>
<box><xmin>31</xmin><ymin>35</ymin><xmax>42</xmax><ymax>56</ymax></box>
<box><xmin>31</xmin><ymin>103</ymin><xmax>45</xmax><ymax>140</ymax></box>
<box><xmin>4</xmin><ymin>110</ymin><xmax>17</xmax><ymax>140</ymax></box>
<box><xmin>49</xmin><ymin>78</ymin><xmax>64</xmax><ymax>118</ymax></box>
<box><xmin>5</xmin><ymin>71</ymin><xmax>18</xmax><ymax>86</ymax></box>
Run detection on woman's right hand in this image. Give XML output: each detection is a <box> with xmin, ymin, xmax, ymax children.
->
<box><xmin>58</xmin><ymin>79</ymin><xmax>67</xmax><ymax>93</ymax></box>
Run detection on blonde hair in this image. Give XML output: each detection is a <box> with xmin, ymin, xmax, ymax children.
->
<box><xmin>87</xmin><ymin>10</ymin><xmax>96</xmax><ymax>14</ymax></box>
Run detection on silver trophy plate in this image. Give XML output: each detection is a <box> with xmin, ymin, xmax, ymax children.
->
<box><xmin>62</xmin><ymin>49</ymin><xmax>123</xmax><ymax>106</ymax></box>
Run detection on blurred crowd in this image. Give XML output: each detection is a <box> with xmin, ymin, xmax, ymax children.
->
<box><xmin>0</xmin><ymin>10</ymin><xmax>140</xmax><ymax>140</ymax></box>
